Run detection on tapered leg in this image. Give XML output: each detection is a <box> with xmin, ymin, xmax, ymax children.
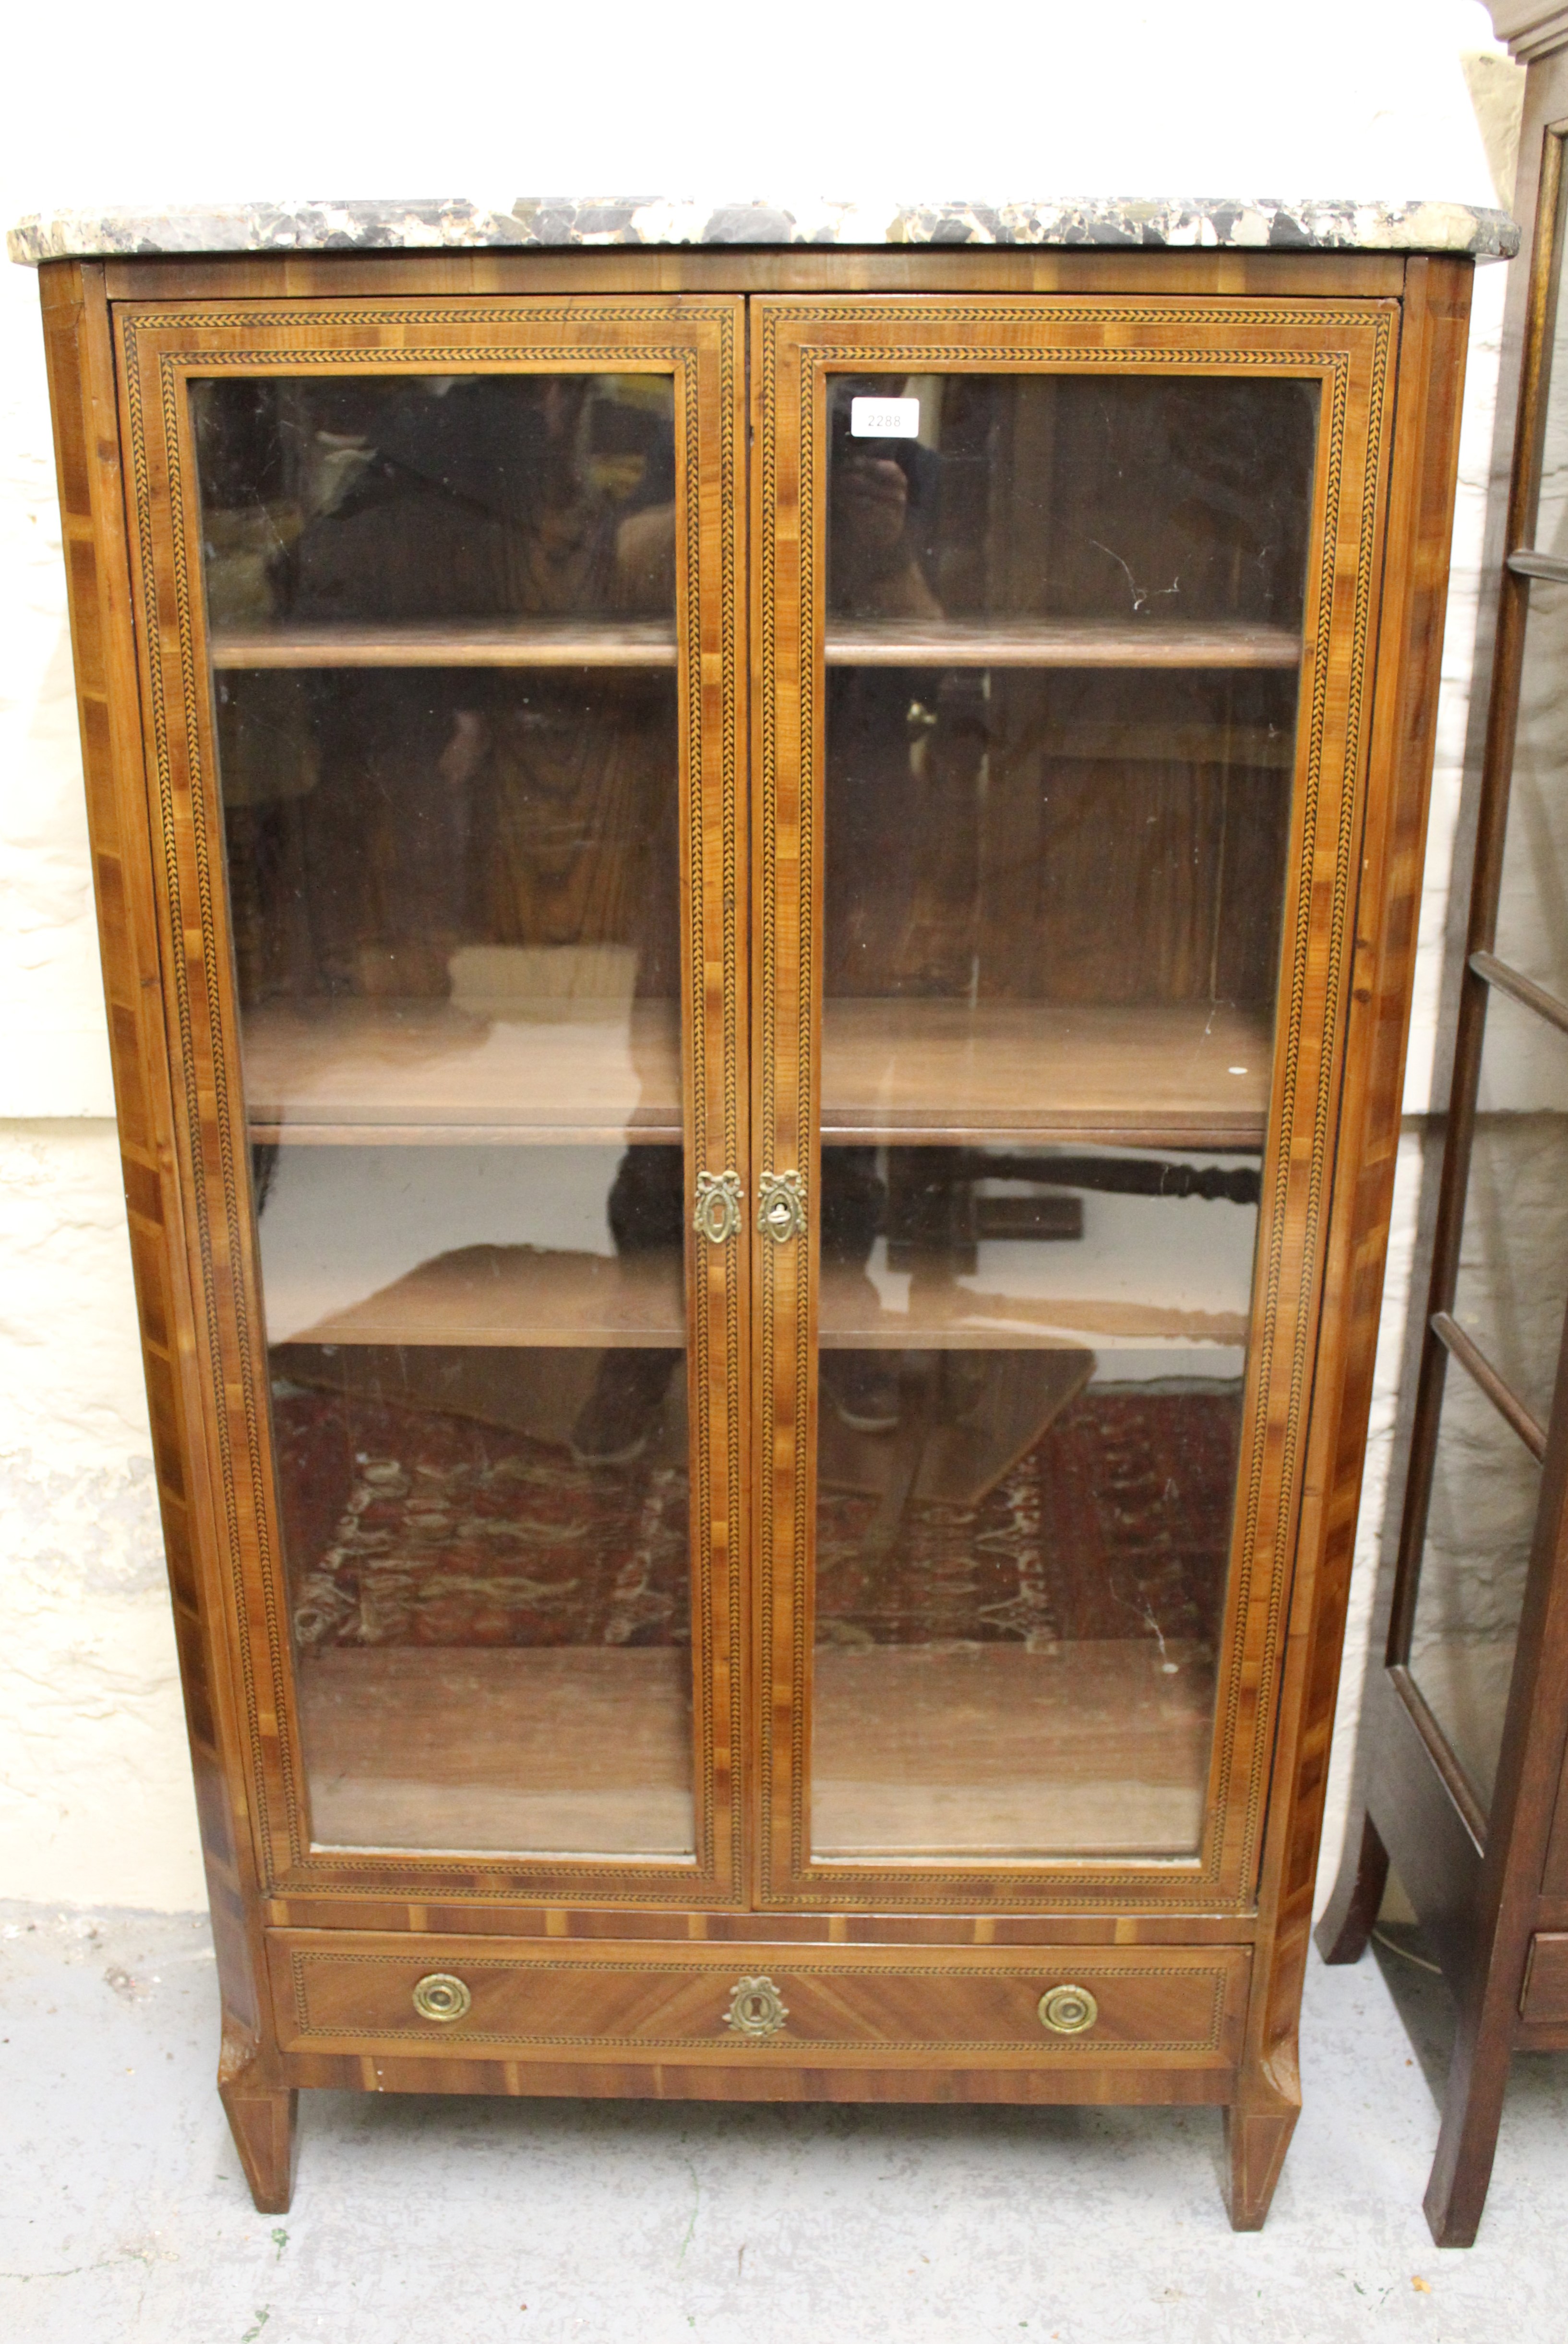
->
<box><xmin>1423</xmin><ymin>1986</ymin><xmax>1512</xmax><ymax>2247</ymax></box>
<box><xmin>219</xmin><ymin>2037</ymin><xmax>298</xmax><ymax>2213</ymax></box>
<box><xmin>1315</xmin><ymin>1807</ymin><xmax>1391</xmax><ymax>1967</ymax></box>
<box><xmin>1224</xmin><ymin>2077</ymin><xmax>1299</xmax><ymax>2230</ymax></box>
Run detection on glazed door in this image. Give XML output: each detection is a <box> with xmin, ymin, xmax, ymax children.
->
<box><xmin>753</xmin><ymin>296</ymin><xmax>1396</xmax><ymax>1910</ymax></box>
<box><xmin>118</xmin><ymin>298</ymin><xmax>746</xmax><ymax>1903</ymax></box>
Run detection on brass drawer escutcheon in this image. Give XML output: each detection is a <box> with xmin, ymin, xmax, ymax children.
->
<box><xmin>757</xmin><ymin>1170</ymin><xmax>806</xmax><ymax>1244</ymax></box>
<box><xmin>1038</xmin><ymin>1983</ymin><xmax>1099</xmax><ymax>2035</ymax></box>
<box><xmin>412</xmin><ymin>1972</ymin><xmax>472</xmax><ymax>2023</ymax></box>
<box><xmin>694</xmin><ymin>1170</ymin><xmax>745</xmax><ymax>1244</ymax></box>
<box><xmin>723</xmin><ymin>1974</ymin><xmax>789</xmax><ymax>2036</ymax></box>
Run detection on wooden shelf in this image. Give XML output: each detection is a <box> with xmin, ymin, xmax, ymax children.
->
<box><xmin>244</xmin><ymin>996</ymin><xmax>1270</xmax><ymax>1151</ymax></box>
<box><xmin>297</xmin><ymin>1636</ymin><xmax>1211</xmax><ymax>1862</ymax></box>
<box><xmin>822</xmin><ymin>1267</ymin><xmax>1248</xmax><ymax>1351</ymax></box>
<box><xmin>210</xmin><ymin>614</ymin><xmax>1299</xmax><ymax>674</ymax></box>
<box><xmin>821</xmin><ymin>998</ymin><xmax>1271</xmax><ymax>1148</ymax></box>
<box><xmin>273</xmin><ymin>1244</ymin><xmax>686</xmax><ymax>1348</ymax></box>
<box><xmin>811</xmin><ymin>1640</ymin><xmax>1212</xmax><ymax>1859</ymax></box>
<box><xmin>210</xmin><ymin>617</ymin><xmax>678</xmax><ymax>670</ymax></box>
<box><xmin>299</xmin><ymin>1645</ymin><xmax>694</xmax><ymax>1857</ymax></box>
<box><xmin>824</xmin><ymin>617</ymin><xmax>1301</xmax><ymax>670</ymax></box>
<box><xmin>243</xmin><ymin>997</ymin><xmax>682</xmax><ymax>1145</ymax></box>
<box><xmin>262</xmin><ymin>1237</ymin><xmax>1244</xmax><ymax>1351</ymax></box>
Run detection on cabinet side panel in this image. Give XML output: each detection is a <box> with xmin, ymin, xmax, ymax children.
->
<box><xmin>36</xmin><ymin>262</ymin><xmax>278</xmax><ymax>2069</ymax></box>
<box><xmin>1246</xmin><ymin>257</ymin><xmax>1474</xmax><ymax>2097</ymax></box>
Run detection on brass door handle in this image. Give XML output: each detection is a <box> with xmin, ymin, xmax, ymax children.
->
<box><xmin>694</xmin><ymin>1171</ymin><xmax>744</xmax><ymax>1244</ymax></box>
<box><xmin>412</xmin><ymin>1973</ymin><xmax>472</xmax><ymax>2023</ymax></box>
<box><xmin>757</xmin><ymin>1170</ymin><xmax>806</xmax><ymax>1244</ymax></box>
<box><xmin>1038</xmin><ymin>1983</ymin><xmax>1098</xmax><ymax>2034</ymax></box>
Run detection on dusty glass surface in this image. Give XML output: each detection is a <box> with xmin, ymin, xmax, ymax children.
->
<box><xmin>1412</xmin><ymin>996</ymin><xmax>1568</xmax><ymax>1812</ymax></box>
<box><xmin>1451</xmin><ymin>986</ymin><xmax>1568</xmax><ymax>1432</ymax></box>
<box><xmin>1493</xmin><ymin>583</ymin><xmax>1568</xmax><ymax>1005</ymax></box>
<box><xmin>810</xmin><ymin>371</ymin><xmax>1318</xmax><ymax>1862</ymax></box>
<box><xmin>194</xmin><ymin>371</ymin><xmax>697</xmax><ymax>1858</ymax></box>
<box><xmin>1408</xmin><ymin>1361</ymin><xmax>1541</xmax><ymax>1815</ymax></box>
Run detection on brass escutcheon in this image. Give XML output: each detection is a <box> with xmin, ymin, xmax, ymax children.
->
<box><xmin>1038</xmin><ymin>1983</ymin><xmax>1098</xmax><ymax>2035</ymax></box>
<box><xmin>757</xmin><ymin>1170</ymin><xmax>807</xmax><ymax>1245</ymax></box>
<box><xmin>694</xmin><ymin>1170</ymin><xmax>744</xmax><ymax>1244</ymax></box>
<box><xmin>412</xmin><ymin>1972</ymin><xmax>472</xmax><ymax>2023</ymax></box>
<box><xmin>723</xmin><ymin>1974</ymin><xmax>789</xmax><ymax>2036</ymax></box>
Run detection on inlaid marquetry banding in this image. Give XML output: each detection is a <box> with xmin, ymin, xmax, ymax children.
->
<box><xmin>755</xmin><ymin>298</ymin><xmax>1393</xmax><ymax>1910</ymax></box>
<box><xmin>286</xmin><ymin>1951</ymin><xmax>1233</xmax><ymax>2055</ymax></box>
<box><xmin>119</xmin><ymin>300</ymin><xmax>742</xmax><ymax>1905</ymax></box>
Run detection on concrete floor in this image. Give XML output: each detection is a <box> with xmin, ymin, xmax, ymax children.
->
<box><xmin>2</xmin><ymin>1901</ymin><xmax>1565</xmax><ymax>2342</ymax></box>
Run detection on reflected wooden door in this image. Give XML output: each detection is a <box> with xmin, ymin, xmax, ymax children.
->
<box><xmin>751</xmin><ymin>296</ymin><xmax>1397</xmax><ymax>1911</ymax></box>
<box><xmin>117</xmin><ymin>297</ymin><xmax>747</xmax><ymax>1906</ymax></box>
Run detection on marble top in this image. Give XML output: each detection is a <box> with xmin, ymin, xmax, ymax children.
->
<box><xmin>7</xmin><ymin>194</ymin><xmax>1520</xmax><ymax>265</ymax></box>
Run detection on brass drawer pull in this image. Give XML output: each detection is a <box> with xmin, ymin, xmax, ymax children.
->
<box><xmin>757</xmin><ymin>1170</ymin><xmax>806</xmax><ymax>1245</ymax></box>
<box><xmin>1038</xmin><ymin>1983</ymin><xmax>1098</xmax><ymax>2035</ymax></box>
<box><xmin>694</xmin><ymin>1170</ymin><xmax>744</xmax><ymax>1244</ymax></box>
<box><xmin>724</xmin><ymin>1974</ymin><xmax>789</xmax><ymax>2036</ymax></box>
<box><xmin>412</xmin><ymin>1972</ymin><xmax>472</xmax><ymax>2023</ymax></box>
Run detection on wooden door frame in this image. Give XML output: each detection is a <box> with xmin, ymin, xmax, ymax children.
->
<box><xmin>748</xmin><ymin>290</ymin><xmax>1411</xmax><ymax>1918</ymax></box>
<box><xmin>108</xmin><ymin>290</ymin><xmax>750</xmax><ymax>1912</ymax></box>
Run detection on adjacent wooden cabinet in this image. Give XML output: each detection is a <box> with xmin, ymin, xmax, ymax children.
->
<box><xmin>33</xmin><ymin>233</ymin><xmax>1478</xmax><ymax>2225</ymax></box>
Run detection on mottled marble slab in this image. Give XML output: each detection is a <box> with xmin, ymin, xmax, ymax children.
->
<box><xmin>7</xmin><ymin>193</ymin><xmax>1520</xmax><ymax>264</ymax></box>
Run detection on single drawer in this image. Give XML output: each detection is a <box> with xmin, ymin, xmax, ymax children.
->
<box><xmin>268</xmin><ymin>1933</ymin><xmax>1249</xmax><ymax>2069</ymax></box>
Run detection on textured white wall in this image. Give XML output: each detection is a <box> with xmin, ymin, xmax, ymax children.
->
<box><xmin>0</xmin><ymin>0</ymin><xmax>1511</xmax><ymax>1907</ymax></box>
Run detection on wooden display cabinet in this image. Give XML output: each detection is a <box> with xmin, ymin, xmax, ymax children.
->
<box><xmin>23</xmin><ymin>212</ymin><xmax>1497</xmax><ymax>2224</ymax></box>
<box><xmin>1318</xmin><ymin>36</ymin><xmax>1568</xmax><ymax>2246</ymax></box>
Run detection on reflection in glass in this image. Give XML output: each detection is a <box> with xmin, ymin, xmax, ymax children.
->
<box><xmin>196</xmin><ymin>371</ymin><xmax>696</xmax><ymax>1856</ymax></box>
<box><xmin>1409</xmin><ymin>1362</ymin><xmax>1540</xmax><ymax>1814</ymax></box>
<box><xmin>1452</xmin><ymin>986</ymin><xmax>1568</xmax><ymax>1430</ymax></box>
<box><xmin>1495</xmin><ymin>583</ymin><xmax>1568</xmax><ymax>1006</ymax></box>
<box><xmin>810</xmin><ymin>370</ymin><xmax>1317</xmax><ymax>1862</ymax></box>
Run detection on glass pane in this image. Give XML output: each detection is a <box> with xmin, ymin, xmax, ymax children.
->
<box><xmin>1498</xmin><ymin>155</ymin><xmax>1568</xmax><ymax>1003</ymax></box>
<box><xmin>1408</xmin><ymin>1359</ymin><xmax>1540</xmax><ymax>1814</ymax></box>
<box><xmin>1531</xmin><ymin>161</ymin><xmax>1568</xmax><ymax>563</ymax></box>
<box><xmin>194</xmin><ymin>370</ymin><xmax>695</xmax><ymax>1857</ymax></box>
<box><xmin>1494</xmin><ymin>580</ymin><xmax>1568</xmax><ymax>1001</ymax></box>
<box><xmin>811</xmin><ymin>371</ymin><xmax>1317</xmax><ymax>1862</ymax></box>
<box><xmin>1451</xmin><ymin>985</ymin><xmax>1568</xmax><ymax>1429</ymax></box>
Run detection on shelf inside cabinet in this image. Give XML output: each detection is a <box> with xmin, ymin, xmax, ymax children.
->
<box><xmin>266</xmin><ymin>1242</ymin><xmax>686</xmax><ymax>1349</ymax></box>
<box><xmin>209</xmin><ymin>617</ymin><xmax>679</xmax><ymax>670</ymax></box>
<box><xmin>243</xmin><ymin>996</ymin><xmax>1270</xmax><ymax>1150</ymax></box>
<box><xmin>259</xmin><ymin>1236</ymin><xmax>1246</xmax><ymax>1351</ymax></box>
<box><xmin>811</xmin><ymin>1640</ymin><xmax>1211</xmax><ymax>1860</ymax></box>
<box><xmin>208</xmin><ymin>614</ymin><xmax>1300</xmax><ymax>674</ymax></box>
<box><xmin>821</xmin><ymin>998</ymin><xmax>1271</xmax><ymax>1148</ymax></box>
<box><xmin>242</xmin><ymin>997</ymin><xmax>683</xmax><ymax>1145</ymax></box>
<box><xmin>299</xmin><ymin>1645</ymin><xmax>694</xmax><ymax>1857</ymax></box>
<box><xmin>820</xmin><ymin>1264</ymin><xmax>1248</xmax><ymax>1350</ymax></box>
<box><xmin>823</xmin><ymin>617</ymin><xmax>1302</xmax><ymax>670</ymax></box>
